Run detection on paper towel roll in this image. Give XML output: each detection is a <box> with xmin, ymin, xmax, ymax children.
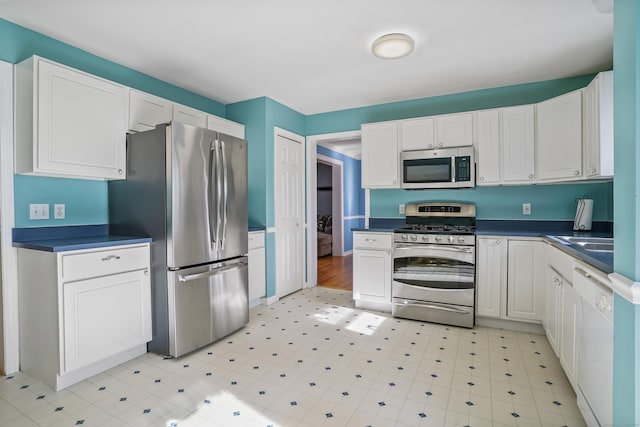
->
<box><xmin>573</xmin><ymin>199</ymin><xmax>593</xmax><ymax>231</ymax></box>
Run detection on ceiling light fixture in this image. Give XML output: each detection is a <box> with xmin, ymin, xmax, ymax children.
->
<box><xmin>371</xmin><ymin>33</ymin><xmax>415</xmax><ymax>59</ymax></box>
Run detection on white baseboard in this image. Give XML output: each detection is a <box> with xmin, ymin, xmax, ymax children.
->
<box><xmin>260</xmin><ymin>295</ymin><xmax>279</xmax><ymax>306</ymax></box>
<box><xmin>475</xmin><ymin>316</ymin><xmax>545</xmax><ymax>335</ymax></box>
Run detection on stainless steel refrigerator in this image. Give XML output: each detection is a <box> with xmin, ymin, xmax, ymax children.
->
<box><xmin>109</xmin><ymin>121</ymin><xmax>248</xmax><ymax>357</ymax></box>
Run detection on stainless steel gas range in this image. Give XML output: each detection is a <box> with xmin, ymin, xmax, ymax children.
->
<box><xmin>392</xmin><ymin>202</ymin><xmax>476</xmax><ymax>328</ymax></box>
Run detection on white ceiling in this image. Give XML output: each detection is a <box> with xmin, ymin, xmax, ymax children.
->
<box><xmin>0</xmin><ymin>0</ymin><xmax>612</xmax><ymax>115</ymax></box>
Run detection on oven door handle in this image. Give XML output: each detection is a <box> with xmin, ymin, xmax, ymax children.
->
<box><xmin>394</xmin><ymin>244</ymin><xmax>474</xmax><ymax>254</ymax></box>
<box><xmin>395</xmin><ymin>300</ymin><xmax>471</xmax><ymax>314</ymax></box>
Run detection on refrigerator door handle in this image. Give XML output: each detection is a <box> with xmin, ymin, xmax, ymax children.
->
<box><xmin>220</xmin><ymin>140</ymin><xmax>228</xmax><ymax>251</ymax></box>
<box><xmin>214</xmin><ymin>139</ymin><xmax>223</xmax><ymax>253</ymax></box>
<box><xmin>208</xmin><ymin>140</ymin><xmax>219</xmax><ymax>249</ymax></box>
<box><xmin>178</xmin><ymin>261</ymin><xmax>248</xmax><ymax>282</ymax></box>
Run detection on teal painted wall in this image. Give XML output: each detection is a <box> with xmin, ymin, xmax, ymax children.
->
<box><xmin>371</xmin><ymin>182</ymin><xmax>612</xmax><ymax>221</ymax></box>
<box><xmin>226</xmin><ymin>97</ymin><xmax>305</xmax><ymax>298</ymax></box>
<box><xmin>306</xmin><ymin>74</ymin><xmax>596</xmax><ymax>135</ymax></box>
<box><xmin>0</xmin><ymin>18</ymin><xmax>226</xmax><ymax>227</ymax></box>
<box><xmin>612</xmin><ymin>1</ymin><xmax>640</xmax><ymax>425</ymax></box>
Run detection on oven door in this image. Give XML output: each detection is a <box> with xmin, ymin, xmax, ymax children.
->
<box><xmin>392</xmin><ymin>242</ymin><xmax>475</xmax><ymax>327</ymax></box>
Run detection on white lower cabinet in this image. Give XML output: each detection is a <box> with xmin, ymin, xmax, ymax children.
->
<box><xmin>18</xmin><ymin>244</ymin><xmax>152</xmax><ymax>390</ymax></box>
<box><xmin>476</xmin><ymin>237</ymin><xmax>544</xmax><ymax>323</ymax></box>
<box><xmin>476</xmin><ymin>237</ymin><xmax>507</xmax><ymax>317</ymax></box>
<box><xmin>560</xmin><ymin>278</ymin><xmax>579</xmax><ymax>387</ymax></box>
<box><xmin>506</xmin><ymin>240</ymin><xmax>546</xmax><ymax>322</ymax></box>
<box><xmin>248</xmin><ymin>230</ymin><xmax>266</xmax><ymax>305</ymax></box>
<box><xmin>352</xmin><ymin>232</ymin><xmax>393</xmax><ymax>311</ymax></box>
<box><xmin>544</xmin><ymin>244</ymin><xmax>579</xmax><ymax>388</ymax></box>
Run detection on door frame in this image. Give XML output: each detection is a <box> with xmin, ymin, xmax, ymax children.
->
<box><xmin>316</xmin><ymin>155</ymin><xmax>344</xmax><ymax>257</ymax></box>
<box><xmin>305</xmin><ymin>130</ymin><xmax>360</xmax><ymax>287</ymax></box>
<box><xmin>274</xmin><ymin>127</ymin><xmax>306</xmax><ymax>298</ymax></box>
<box><xmin>0</xmin><ymin>60</ymin><xmax>18</xmax><ymax>374</ymax></box>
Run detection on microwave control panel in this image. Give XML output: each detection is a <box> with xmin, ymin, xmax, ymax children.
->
<box><xmin>455</xmin><ymin>156</ymin><xmax>472</xmax><ymax>182</ymax></box>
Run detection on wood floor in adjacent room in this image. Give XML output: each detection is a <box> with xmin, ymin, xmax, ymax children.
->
<box><xmin>317</xmin><ymin>254</ymin><xmax>353</xmax><ymax>291</ymax></box>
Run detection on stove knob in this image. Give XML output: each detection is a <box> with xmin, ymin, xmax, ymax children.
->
<box><xmin>435</xmin><ymin>236</ymin><xmax>442</xmax><ymax>242</ymax></box>
<box><xmin>448</xmin><ymin>236</ymin><xmax>454</xmax><ymax>243</ymax></box>
<box><xmin>410</xmin><ymin>234</ymin><xmax>418</xmax><ymax>241</ymax></box>
<box><xmin>458</xmin><ymin>237</ymin><xmax>465</xmax><ymax>243</ymax></box>
<box><xmin>401</xmin><ymin>234</ymin><xmax>408</xmax><ymax>241</ymax></box>
<box><xmin>422</xmin><ymin>235</ymin><xmax>429</xmax><ymax>242</ymax></box>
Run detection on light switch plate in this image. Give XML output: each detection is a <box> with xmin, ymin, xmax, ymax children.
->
<box><xmin>522</xmin><ymin>203</ymin><xmax>531</xmax><ymax>215</ymax></box>
<box><xmin>29</xmin><ymin>204</ymin><xmax>49</xmax><ymax>220</ymax></box>
<box><xmin>399</xmin><ymin>204</ymin><xmax>406</xmax><ymax>214</ymax></box>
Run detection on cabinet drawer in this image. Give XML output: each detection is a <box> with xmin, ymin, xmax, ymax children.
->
<box><xmin>353</xmin><ymin>232</ymin><xmax>392</xmax><ymax>250</ymax></box>
<box><xmin>248</xmin><ymin>231</ymin><xmax>265</xmax><ymax>250</ymax></box>
<box><xmin>61</xmin><ymin>245</ymin><xmax>149</xmax><ymax>282</ymax></box>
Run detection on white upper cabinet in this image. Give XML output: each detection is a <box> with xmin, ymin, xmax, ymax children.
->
<box><xmin>501</xmin><ymin>105</ymin><xmax>535</xmax><ymax>184</ymax></box>
<box><xmin>129</xmin><ymin>90</ymin><xmax>173</xmax><ymax>132</ymax></box>
<box><xmin>400</xmin><ymin>117</ymin><xmax>434</xmax><ymax>150</ymax></box>
<box><xmin>536</xmin><ymin>90</ymin><xmax>583</xmax><ymax>181</ymax></box>
<box><xmin>435</xmin><ymin>112</ymin><xmax>473</xmax><ymax>148</ymax></box>
<box><xmin>207</xmin><ymin>114</ymin><xmax>245</xmax><ymax>139</ymax></box>
<box><xmin>173</xmin><ymin>103</ymin><xmax>207</xmax><ymax>127</ymax></box>
<box><xmin>583</xmin><ymin>71</ymin><xmax>613</xmax><ymax>178</ymax></box>
<box><xmin>361</xmin><ymin>121</ymin><xmax>399</xmax><ymax>188</ymax></box>
<box><xmin>475</xmin><ymin>110</ymin><xmax>501</xmax><ymax>185</ymax></box>
<box><xmin>15</xmin><ymin>56</ymin><xmax>128</xmax><ymax>180</ymax></box>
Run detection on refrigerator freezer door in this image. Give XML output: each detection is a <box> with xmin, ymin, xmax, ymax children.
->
<box><xmin>167</xmin><ymin>257</ymin><xmax>249</xmax><ymax>357</ymax></box>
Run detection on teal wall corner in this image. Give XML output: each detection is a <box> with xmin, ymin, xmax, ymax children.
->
<box><xmin>226</xmin><ymin>97</ymin><xmax>269</xmax><ymax>228</ymax></box>
<box><xmin>612</xmin><ymin>0</ymin><xmax>640</xmax><ymax>424</ymax></box>
<box><xmin>265</xmin><ymin>232</ymin><xmax>277</xmax><ymax>298</ymax></box>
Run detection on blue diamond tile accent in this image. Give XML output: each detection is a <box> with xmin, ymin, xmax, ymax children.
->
<box><xmin>325</xmin><ymin>413</ymin><xmax>333</xmax><ymax>418</ymax></box>
<box><xmin>55</xmin><ymin>407</ymin><xmax>63</xmax><ymax>412</ymax></box>
<box><xmin>466</xmin><ymin>401</ymin><xmax>474</xmax><ymax>406</ymax></box>
<box><xmin>511</xmin><ymin>412</ymin><xmax>520</xmax><ymax>418</ymax></box>
<box><xmin>154</xmin><ymin>379</ymin><xmax>161</xmax><ymax>383</ymax></box>
<box><xmin>98</xmin><ymin>387</ymin><xmax>106</xmax><ymax>391</ymax></box>
<box><xmin>134</xmin><ymin>370</ymin><xmax>140</xmax><ymax>374</ymax></box>
<box><xmin>290</xmin><ymin>401</ymin><xmax>297</xmax><ymax>406</ymax></box>
<box><xmin>75</xmin><ymin>421</ymin><xmax>85</xmax><ymax>425</ymax></box>
<box><xmin>233</xmin><ymin>411</ymin><xmax>240</xmax><ymax>416</ymax></box>
<box><xmin>120</xmin><ymin>397</ymin><xmax>127</xmax><ymax>401</ymax></box>
<box><xmin>259</xmin><ymin>391</ymin><xmax>265</xmax><ymax>395</ymax></box>
<box><xmin>553</xmin><ymin>401</ymin><xmax>562</xmax><ymax>406</ymax></box>
<box><xmin>20</xmin><ymin>385</ymin><xmax>29</xmax><ymax>389</ymax></box>
<box><xmin>342</xmin><ymin>392</ymin><xmax>349</xmax><ymax>396</ymax></box>
<box><xmin>508</xmin><ymin>391</ymin><xmax>516</xmax><ymax>395</ymax></box>
<box><xmin>36</xmin><ymin>395</ymin><xmax>45</xmax><ymax>400</ymax></box>
<box><xmin>426</xmin><ymin>391</ymin><xmax>433</xmax><ymax>396</ymax></box>
<box><xmin>419</xmin><ymin>413</ymin><xmax>427</xmax><ymax>418</ymax></box>
<box><xmin>178</xmin><ymin>389</ymin><xmax>184</xmax><ymax>393</ymax></box>
<box><xmin>378</xmin><ymin>402</ymin><xmax>386</xmax><ymax>406</ymax></box>
<box><xmin>143</xmin><ymin>409</ymin><xmax>151</xmax><ymax>414</ymax></box>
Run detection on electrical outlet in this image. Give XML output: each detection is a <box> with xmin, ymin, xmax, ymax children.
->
<box><xmin>29</xmin><ymin>204</ymin><xmax>49</xmax><ymax>220</ymax></box>
<box><xmin>54</xmin><ymin>204</ymin><xmax>65</xmax><ymax>219</ymax></box>
<box><xmin>399</xmin><ymin>204</ymin><xmax>405</xmax><ymax>214</ymax></box>
<box><xmin>523</xmin><ymin>203</ymin><xmax>531</xmax><ymax>215</ymax></box>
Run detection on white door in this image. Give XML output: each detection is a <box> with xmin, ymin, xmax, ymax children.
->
<box><xmin>475</xmin><ymin>237</ymin><xmax>506</xmax><ymax>318</ymax></box>
<box><xmin>275</xmin><ymin>130</ymin><xmax>305</xmax><ymax>298</ymax></box>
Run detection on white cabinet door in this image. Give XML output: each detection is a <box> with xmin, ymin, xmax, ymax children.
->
<box><xmin>435</xmin><ymin>112</ymin><xmax>473</xmax><ymax>148</ymax></box>
<box><xmin>129</xmin><ymin>90</ymin><xmax>173</xmax><ymax>132</ymax></box>
<box><xmin>353</xmin><ymin>248</ymin><xmax>391</xmax><ymax>303</ymax></box>
<box><xmin>248</xmin><ymin>231</ymin><xmax>266</xmax><ymax>301</ymax></box>
<box><xmin>537</xmin><ymin>90</ymin><xmax>583</xmax><ymax>181</ymax></box>
<box><xmin>506</xmin><ymin>240</ymin><xmax>545</xmax><ymax>322</ymax></box>
<box><xmin>560</xmin><ymin>279</ymin><xmax>579</xmax><ymax>385</ymax></box>
<box><xmin>475</xmin><ymin>110</ymin><xmax>501</xmax><ymax>185</ymax></box>
<box><xmin>476</xmin><ymin>237</ymin><xmax>507</xmax><ymax>318</ymax></box>
<box><xmin>62</xmin><ymin>269</ymin><xmax>151</xmax><ymax>373</ymax></box>
<box><xmin>16</xmin><ymin>57</ymin><xmax>128</xmax><ymax>180</ymax></box>
<box><xmin>361</xmin><ymin>121</ymin><xmax>399</xmax><ymax>188</ymax></box>
<box><xmin>501</xmin><ymin>105</ymin><xmax>535</xmax><ymax>184</ymax></box>
<box><xmin>207</xmin><ymin>114</ymin><xmax>245</xmax><ymax>139</ymax></box>
<box><xmin>400</xmin><ymin>117</ymin><xmax>435</xmax><ymax>151</ymax></box>
<box><xmin>544</xmin><ymin>265</ymin><xmax>562</xmax><ymax>356</ymax></box>
<box><xmin>173</xmin><ymin>103</ymin><xmax>207</xmax><ymax>127</ymax></box>
<box><xmin>583</xmin><ymin>71</ymin><xmax>614</xmax><ymax>178</ymax></box>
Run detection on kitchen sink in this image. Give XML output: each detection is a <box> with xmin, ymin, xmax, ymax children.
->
<box><xmin>554</xmin><ymin>236</ymin><xmax>614</xmax><ymax>253</ymax></box>
<box><xmin>557</xmin><ymin>236</ymin><xmax>613</xmax><ymax>245</ymax></box>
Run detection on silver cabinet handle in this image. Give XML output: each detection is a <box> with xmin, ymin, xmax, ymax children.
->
<box><xmin>496</xmin><ymin>240</ymin><xmax>501</xmax><ymax>245</ymax></box>
<box><xmin>591</xmin><ymin>167</ymin><xmax>597</xmax><ymax>173</ymax></box>
<box><xmin>144</xmin><ymin>270</ymin><xmax>149</xmax><ymax>276</ymax></box>
<box><xmin>528</xmin><ymin>174</ymin><xmax>534</xmax><ymax>179</ymax></box>
<box><xmin>365</xmin><ymin>238</ymin><xmax>377</xmax><ymax>242</ymax></box>
<box><xmin>101</xmin><ymin>255</ymin><xmax>121</xmax><ymax>261</ymax></box>
<box><xmin>479</xmin><ymin>176</ymin><xmax>484</xmax><ymax>181</ymax></box>
<box><xmin>118</xmin><ymin>169</ymin><xmax>123</xmax><ymax>175</ymax></box>
<box><xmin>395</xmin><ymin>300</ymin><xmax>470</xmax><ymax>315</ymax></box>
<box><xmin>573</xmin><ymin>170</ymin><xmax>580</xmax><ymax>176</ymax></box>
<box><xmin>438</xmin><ymin>142</ymin><xmax>444</xmax><ymax>147</ymax></box>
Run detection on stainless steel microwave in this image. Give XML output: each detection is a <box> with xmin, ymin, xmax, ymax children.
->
<box><xmin>400</xmin><ymin>147</ymin><xmax>475</xmax><ymax>189</ymax></box>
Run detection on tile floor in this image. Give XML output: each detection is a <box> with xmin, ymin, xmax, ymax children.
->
<box><xmin>0</xmin><ymin>288</ymin><xmax>585</xmax><ymax>426</ymax></box>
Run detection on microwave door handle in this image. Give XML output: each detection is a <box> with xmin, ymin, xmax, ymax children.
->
<box><xmin>451</xmin><ymin>155</ymin><xmax>456</xmax><ymax>182</ymax></box>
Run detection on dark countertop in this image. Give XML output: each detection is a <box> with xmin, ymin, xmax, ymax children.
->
<box><xmin>249</xmin><ymin>227</ymin><xmax>266</xmax><ymax>232</ymax></box>
<box><xmin>13</xmin><ymin>225</ymin><xmax>152</xmax><ymax>252</ymax></box>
